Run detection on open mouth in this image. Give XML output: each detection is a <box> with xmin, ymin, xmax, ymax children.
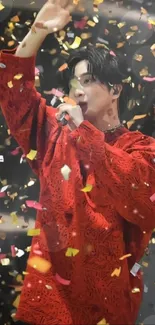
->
<box><xmin>79</xmin><ymin>102</ymin><xmax>88</xmax><ymax>114</ymax></box>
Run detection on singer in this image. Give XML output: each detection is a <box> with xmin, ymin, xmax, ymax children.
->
<box><xmin>0</xmin><ymin>1</ymin><xmax>155</xmax><ymax>325</ymax></box>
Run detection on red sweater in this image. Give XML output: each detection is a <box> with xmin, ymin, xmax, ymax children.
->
<box><xmin>0</xmin><ymin>48</ymin><xmax>155</xmax><ymax>325</ymax></box>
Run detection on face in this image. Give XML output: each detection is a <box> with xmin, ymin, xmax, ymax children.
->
<box><xmin>68</xmin><ymin>60</ymin><xmax>121</xmax><ymax>123</ymax></box>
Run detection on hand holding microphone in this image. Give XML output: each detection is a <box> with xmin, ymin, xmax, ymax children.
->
<box><xmin>56</xmin><ymin>103</ymin><xmax>84</xmax><ymax>131</ymax></box>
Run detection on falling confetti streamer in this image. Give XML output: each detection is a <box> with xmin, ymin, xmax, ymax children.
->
<box><xmin>55</xmin><ymin>273</ymin><xmax>71</xmax><ymax>285</ymax></box>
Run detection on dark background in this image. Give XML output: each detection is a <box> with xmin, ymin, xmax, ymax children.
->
<box><xmin>0</xmin><ymin>0</ymin><xmax>155</xmax><ymax>324</ymax></box>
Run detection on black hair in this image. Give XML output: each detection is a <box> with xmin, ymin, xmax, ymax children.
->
<box><xmin>57</xmin><ymin>43</ymin><xmax>132</xmax><ymax>120</ymax></box>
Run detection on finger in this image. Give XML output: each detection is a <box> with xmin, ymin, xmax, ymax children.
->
<box><xmin>65</xmin><ymin>0</ymin><xmax>77</xmax><ymax>13</ymax></box>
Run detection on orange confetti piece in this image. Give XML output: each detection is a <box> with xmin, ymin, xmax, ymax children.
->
<box><xmin>111</xmin><ymin>267</ymin><xmax>121</xmax><ymax>277</ymax></box>
<box><xmin>119</xmin><ymin>253</ymin><xmax>132</xmax><ymax>260</ymax></box>
<box><xmin>58</xmin><ymin>63</ymin><xmax>68</xmax><ymax>72</ymax></box>
<box><xmin>63</xmin><ymin>97</ymin><xmax>76</xmax><ymax>106</ymax></box>
<box><xmin>11</xmin><ymin>15</ymin><xmax>20</xmax><ymax>23</ymax></box>
<box><xmin>28</xmin><ymin>256</ymin><xmax>51</xmax><ymax>273</ymax></box>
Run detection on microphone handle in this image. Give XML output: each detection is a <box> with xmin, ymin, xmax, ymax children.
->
<box><xmin>58</xmin><ymin>112</ymin><xmax>69</xmax><ymax>126</ymax></box>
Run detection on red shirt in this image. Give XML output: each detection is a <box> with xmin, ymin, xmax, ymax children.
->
<box><xmin>1</xmin><ymin>48</ymin><xmax>155</xmax><ymax>325</ymax></box>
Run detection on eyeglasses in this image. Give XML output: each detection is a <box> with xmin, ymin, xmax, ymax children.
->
<box><xmin>69</xmin><ymin>73</ymin><xmax>97</xmax><ymax>90</ymax></box>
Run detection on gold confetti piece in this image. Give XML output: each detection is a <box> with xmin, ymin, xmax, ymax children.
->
<box><xmin>93</xmin><ymin>0</ymin><xmax>104</xmax><ymax>5</ymax></box>
<box><xmin>28</xmin><ymin>256</ymin><xmax>51</xmax><ymax>273</ymax></box>
<box><xmin>13</xmin><ymin>294</ymin><xmax>21</xmax><ymax>308</ymax></box>
<box><xmin>81</xmin><ymin>184</ymin><xmax>93</xmax><ymax>193</ymax></box>
<box><xmin>26</xmin><ymin>150</ymin><xmax>37</xmax><ymax>160</ymax></box>
<box><xmin>109</xmin><ymin>20</ymin><xmax>117</xmax><ymax>24</ymax></box>
<box><xmin>141</xmin><ymin>7</ymin><xmax>148</xmax><ymax>15</ymax></box>
<box><xmin>69</xmin><ymin>36</ymin><xmax>81</xmax><ymax>49</ymax></box>
<box><xmin>87</xmin><ymin>20</ymin><xmax>96</xmax><ymax>27</ymax></box>
<box><xmin>111</xmin><ymin>267</ymin><xmax>121</xmax><ymax>277</ymax></box>
<box><xmin>132</xmin><ymin>287</ymin><xmax>140</xmax><ymax>293</ymax></box>
<box><xmin>61</xmin><ymin>164</ymin><xmax>71</xmax><ymax>181</ymax></box>
<box><xmin>27</xmin><ymin>228</ymin><xmax>40</xmax><ymax>236</ymax></box>
<box><xmin>133</xmin><ymin>114</ymin><xmax>147</xmax><ymax>120</ymax></box>
<box><xmin>65</xmin><ymin>248</ymin><xmax>79</xmax><ymax>257</ymax></box>
<box><xmin>13</xmin><ymin>73</ymin><xmax>23</xmax><ymax>80</ymax></box>
<box><xmin>8</xmin><ymin>40</ymin><xmax>15</xmax><ymax>47</ymax></box>
<box><xmin>130</xmin><ymin>25</ymin><xmax>138</xmax><ymax>31</ymax></box>
<box><xmin>139</xmin><ymin>67</ymin><xmax>149</xmax><ymax>77</ymax></box>
<box><xmin>134</xmin><ymin>54</ymin><xmax>143</xmax><ymax>62</ymax></box>
<box><xmin>126</xmin><ymin>31</ymin><xmax>135</xmax><ymax>39</ymax></box>
<box><xmin>142</xmin><ymin>261</ymin><xmax>148</xmax><ymax>267</ymax></box>
<box><xmin>16</xmin><ymin>274</ymin><xmax>23</xmax><ymax>283</ymax></box>
<box><xmin>0</xmin><ymin>2</ymin><xmax>5</xmax><ymax>11</ymax></box>
<box><xmin>7</xmin><ymin>81</ymin><xmax>13</xmax><ymax>88</ymax></box>
<box><xmin>117</xmin><ymin>22</ymin><xmax>126</xmax><ymax>28</ymax></box>
<box><xmin>81</xmin><ymin>33</ymin><xmax>92</xmax><ymax>40</ymax></box>
<box><xmin>122</xmin><ymin>76</ymin><xmax>131</xmax><ymax>83</ymax></box>
<box><xmin>119</xmin><ymin>253</ymin><xmax>132</xmax><ymax>260</ymax></box>
<box><xmin>25</xmin><ymin>246</ymin><xmax>31</xmax><ymax>252</ymax></box>
<box><xmin>97</xmin><ymin>318</ymin><xmax>109</xmax><ymax>325</ymax></box>
<box><xmin>11</xmin><ymin>15</ymin><xmax>20</xmax><ymax>23</ymax></box>
<box><xmin>22</xmin><ymin>271</ymin><xmax>29</xmax><ymax>275</ymax></box>
<box><xmin>117</xmin><ymin>42</ymin><xmax>125</xmax><ymax>48</ymax></box>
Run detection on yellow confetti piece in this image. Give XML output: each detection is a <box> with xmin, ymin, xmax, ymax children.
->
<box><xmin>8</xmin><ymin>40</ymin><xmax>15</xmax><ymax>47</ymax></box>
<box><xmin>111</xmin><ymin>267</ymin><xmax>121</xmax><ymax>277</ymax></box>
<box><xmin>13</xmin><ymin>294</ymin><xmax>21</xmax><ymax>308</ymax></box>
<box><xmin>69</xmin><ymin>36</ymin><xmax>81</xmax><ymax>49</ymax></box>
<box><xmin>65</xmin><ymin>248</ymin><xmax>79</xmax><ymax>257</ymax></box>
<box><xmin>22</xmin><ymin>271</ymin><xmax>29</xmax><ymax>275</ymax></box>
<box><xmin>28</xmin><ymin>256</ymin><xmax>51</xmax><ymax>273</ymax></box>
<box><xmin>119</xmin><ymin>253</ymin><xmax>132</xmax><ymax>260</ymax></box>
<box><xmin>13</xmin><ymin>73</ymin><xmax>23</xmax><ymax>80</ymax></box>
<box><xmin>94</xmin><ymin>0</ymin><xmax>104</xmax><ymax>5</ymax></box>
<box><xmin>87</xmin><ymin>20</ymin><xmax>96</xmax><ymax>27</ymax></box>
<box><xmin>109</xmin><ymin>20</ymin><xmax>117</xmax><ymax>24</ymax></box>
<box><xmin>148</xmin><ymin>19</ymin><xmax>155</xmax><ymax>25</ymax></box>
<box><xmin>132</xmin><ymin>287</ymin><xmax>140</xmax><ymax>293</ymax></box>
<box><xmin>142</xmin><ymin>261</ymin><xmax>148</xmax><ymax>267</ymax></box>
<box><xmin>117</xmin><ymin>22</ymin><xmax>126</xmax><ymax>28</ymax></box>
<box><xmin>10</xmin><ymin>211</ymin><xmax>18</xmax><ymax>224</ymax></box>
<box><xmin>97</xmin><ymin>318</ymin><xmax>109</xmax><ymax>325</ymax></box>
<box><xmin>0</xmin><ymin>2</ymin><xmax>5</xmax><ymax>11</ymax></box>
<box><xmin>81</xmin><ymin>184</ymin><xmax>93</xmax><ymax>193</ymax></box>
<box><xmin>126</xmin><ymin>31</ymin><xmax>135</xmax><ymax>39</ymax></box>
<box><xmin>25</xmin><ymin>246</ymin><xmax>31</xmax><ymax>252</ymax></box>
<box><xmin>16</xmin><ymin>274</ymin><xmax>23</xmax><ymax>283</ymax></box>
<box><xmin>139</xmin><ymin>67</ymin><xmax>149</xmax><ymax>77</ymax></box>
<box><xmin>27</xmin><ymin>228</ymin><xmax>40</xmax><ymax>236</ymax></box>
<box><xmin>7</xmin><ymin>81</ymin><xmax>13</xmax><ymax>88</ymax></box>
<box><xmin>81</xmin><ymin>33</ymin><xmax>92</xmax><ymax>40</ymax></box>
<box><xmin>26</xmin><ymin>150</ymin><xmax>37</xmax><ymax>160</ymax></box>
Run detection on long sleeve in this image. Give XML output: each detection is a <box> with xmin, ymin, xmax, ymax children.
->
<box><xmin>70</xmin><ymin>120</ymin><xmax>155</xmax><ymax>233</ymax></box>
<box><xmin>0</xmin><ymin>47</ymin><xmax>56</xmax><ymax>175</ymax></box>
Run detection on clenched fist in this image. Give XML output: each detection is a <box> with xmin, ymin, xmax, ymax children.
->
<box><xmin>56</xmin><ymin>103</ymin><xmax>84</xmax><ymax>131</ymax></box>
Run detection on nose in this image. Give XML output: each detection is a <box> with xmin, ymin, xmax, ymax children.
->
<box><xmin>74</xmin><ymin>87</ymin><xmax>85</xmax><ymax>99</ymax></box>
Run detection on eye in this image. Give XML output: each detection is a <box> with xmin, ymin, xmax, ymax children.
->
<box><xmin>83</xmin><ymin>75</ymin><xmax>92</xmax><ymax>85</ymax></box>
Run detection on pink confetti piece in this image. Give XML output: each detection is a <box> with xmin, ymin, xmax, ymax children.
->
<box><xmin>33</xmin><ymin>243</ymin><xmax>42</xmax><ymax>256</ymax></box>
<box><xmin>26</xmin><ymin>200</ymin><xmax>46</xmax><ymax>211</ymax></box>
<box><xmin>55</xmin><ymin>273</ymin><xmax>71</xmax><ymax>286</ymax></box>
<box><xmin>143</xmin><ymin>76</ymin><xmax>155</xmax><ymax>82</ymax></box>
<box><xmin>0</xmin><ymin>254</ymin><xmax>6</xmax><ymax>260</ymax></box>
<box><xmin>10</xmin><ymin>147</ymin><xmax>20</xmax><ymax>156</ymax></box>
<box><xmin>11</xmin><ymin>245</ymin><xmax>16</xmax><ymax>257</ymax></box>
<box><xmin>35</xmin><ymin>67</ymin><xmax>40</xmax><ymax>76</ymax></box>
<box><xmin>150</xmin><ymin>193</ymin><xmax>155</xmax><ymax>202</ymax></box>
<box><xmin>0</xmin><ymin>191</ymin><xmax>6</xmax><ymax>197</ymax></box>
<box><xmin>110</xmin><ymin>50</ymin><xmax>116</xmax><ymax>56</ymax></box>
<box><xmin>44</xmin><ymin>88</ymin><xmax>64</xmax><ymax>97</ymax></box>
<box><xmin>74</xmin><ymin>18</ymin><xmax>87</xmax><ymax>29</ymax></box>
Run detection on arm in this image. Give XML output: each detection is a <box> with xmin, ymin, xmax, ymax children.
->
<box><xmin>70</xmin><ymin>120</ymin><xmax>155</xmax><ymax>232</ymax></box>
<box><xmin>0</xmin><ymin>34</ymin><xmax>57</xmax><ymax>175</ymax></box>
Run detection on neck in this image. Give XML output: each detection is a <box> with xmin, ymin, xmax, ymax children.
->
<box><xmin>91</xmin><ymin>105</ymin><xmax>121</xmax><ymax>132</ymax></box>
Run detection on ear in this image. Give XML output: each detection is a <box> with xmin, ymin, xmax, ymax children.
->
<box><xmin>111</xmin><ymin>84</ymin><xmax>123</xmax><ymax>99</ymax></box>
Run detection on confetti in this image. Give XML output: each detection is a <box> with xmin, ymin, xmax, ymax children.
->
<box><xmin>13</xmin><ymin>73</ymin><xmax>23</xmax><ymax>80</ymax></box>
<box><xmin>65</xmin><ymin>248</ymin><xmax>79</xmax><ymax>257</ymax></box>
<box><xmin>130</xmin><ymin>262</ymin><xmax>141</xmax><ymax>277</ymax></box>
<box><xmin>131</xmin><ymin>287</ymin><xmax>140</xmax><ymax>293</ymax></box>
<box><xmin>119</xmin><ymin>253</ymin><xmax>132</xmax><ymax>260</ymax></box>
<box><xmin>45</xmin><ymin>284</ymin><xmax>52</xmax><ymax>290</ymax></box>
<box><xmin>1</xmin><ymin>258</ymin><xmax>10</xmax><ymax>266</ymax></box>
<box><xmin>28</xmin><ymin>256</ymin><xmax>51</xmax><ymax>273</ymax></box>
<box><xmin>61</xmin><ymin>164</ymin><xmax>71</xmax><ymax>180</ymax></box>
<box><xmin>81</xmin><ymin>184</ymin><xmax>93</xmax><ymax>192</ymax></box>
<box><xmin>12</xmin><ymin>295</ymin><xmax>21</xmax><ymax>308</ymax></box>
<box><xmin>150</xmin><ymin>193</ymin><xmax>155</xmax><ymax>202</ymax></box>
<box><xmin>111</xmin><ymin>267</ymin><xmax>121</xmax><ymax>277</ymax></box>
<box><xmin>55</xmin><ymin>273</ymin><xmax>71</xmax><ymax>285</ymax></box>
<box><xmin>44</xmin><ymin>88</ymin><xmax>64</xmax><ymax>97</ymax></box>
<box><xmin>7</xmin><ymin>81</ymin><xmax>13</xmax><ymax>88</ymax></box>
<box><xmin>69</xmin><ymin>36</ymin><xmax>82</xmax><ymax>49</ymax></box>
<box><xmin>0</xmin><ymin>2</ymin><xmax>5</xmax><ymax>11</ymax></box>
<box><xmin>143</xmin><ymin>77</ymin><xmax>155</xmax><ymax>82</ymax></box>
<box><xmin>26</xmin><ymin>150</ymin><xmax>37</xmax><ymax>160</ymax></box>
<box><xmin>27</xmin><ymin>228</ymin><xmax>40</xmax><ymax>236</ymax></box>
<box><xmin>97</xmin><ymin>318</ymin><xmax>109</xmax><ymax>325</ymax></box>
<box><xmin>11</xmin><ymin>245</ymin><xmax>16</xmax><ymax>257</ymax></box>
<box><xmin>26</xmin><ymin>200</ymin><xmax>46</xmax><ymax>210</ymax></box>
<box><xmin>58</xmin><ymin>63</ymin><xmax>68</xmax><ymax>72</ymax></box>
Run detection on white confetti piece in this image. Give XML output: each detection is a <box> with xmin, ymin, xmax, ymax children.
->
<box><xmin>130</xmin><ymin>262</ymin><xmax>141</xmax><ymax>276</ymax></box>
<box><xmin>1</xmin><ymin>258</ymin><xmax>10</xmax><ymax>266</ymax></box>
<box><xmin>61</xmin><ymin>164</ymin><xmax>71</xmax><ymax>180</ymax></box>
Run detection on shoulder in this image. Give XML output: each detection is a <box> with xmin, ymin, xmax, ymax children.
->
<box><xmin>114</xmin><ymin>129</ymin><xmax>155</xmax><ymax>151</ymax></box>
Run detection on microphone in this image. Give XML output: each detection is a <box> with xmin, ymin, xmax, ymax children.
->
<box><xmin>57</xmin><ymin>111</ymin><xmax>70</xmax><ymax>126</ymax></box>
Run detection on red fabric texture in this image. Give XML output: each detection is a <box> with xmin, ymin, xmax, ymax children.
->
<box><xmin>0</xmin><ymin>47</ymin><xmax>155</xmax><ymax>325</ymax></box>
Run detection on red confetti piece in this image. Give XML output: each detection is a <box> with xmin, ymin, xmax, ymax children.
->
<box><xmin>26</xmin><ymin>200</ymin><xmax>46</xmax><ymax>211</ymax></box>
<box><xmin>55</xmin><ymin>273</ymin><xmax>71</xmax><ymax>286</ymax></box>
<box><xmin>0</xmin><ymin>192</ymin><xmax>6</xmax><ymax>197</ymax></box>
<box><xmin>143</xmin><ymin>76</ymin><xmax>155</xmax><ymax>82</ymax></box>
<box><xmin>74</xmin><ymin>18</ymin><xmax>87</xmax><ymax>29</ymax></box>
<box><xmin>11</xmin><ymin>245</ymin><xmax>16</xmax><ymax>257</ymax></box>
